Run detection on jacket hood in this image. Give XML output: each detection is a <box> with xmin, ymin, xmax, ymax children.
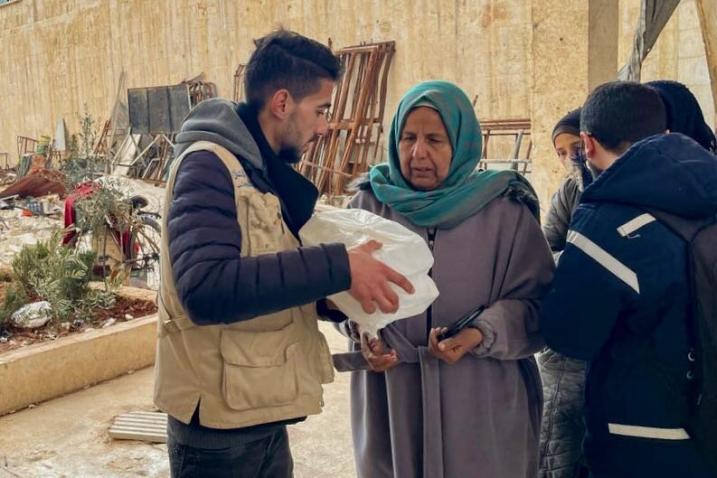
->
<box><xmin>581</xmin><ymin>133</ymin><xmax>717</xmax><ymax>219</ymax></box>
<box><xmin>174</xmin><ymin>98</ymin><xmax>263</xmax><ymax>170</ymax></box>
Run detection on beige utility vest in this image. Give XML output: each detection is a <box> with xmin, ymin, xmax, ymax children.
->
<box><xmin>153</xmin><ymin>141</ymin><xmax>334</xmax><ymax>429</ymax></box>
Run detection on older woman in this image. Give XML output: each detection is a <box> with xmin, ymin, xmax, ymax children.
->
<box><xmin>335</xmin><ymin>81</ymin><xmax>554</xmax><ymax>478</ymax></box>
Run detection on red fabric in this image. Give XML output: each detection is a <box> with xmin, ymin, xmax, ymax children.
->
<box><xmin>62</xmin><ymin>183</ymin><xmax>133</xmax><ymax>259</ymax></box>
<box><xmin>62</xmin><ymin>182</ymin><xmax>97</xmax><ymax>245</ymax></box>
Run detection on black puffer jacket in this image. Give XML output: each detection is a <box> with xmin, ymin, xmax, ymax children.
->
<box><xmin>538</xmin><ymin>349</ymin><xmax>587</xmax><ymax>478</ymax></box>
<box><xmin>539</xmin><ymin>167</ymin><xmax>590</xmax><ymax>478</ymax></box>
<box><xmin>542</xmin><ymin>176</ymin><xmax>582</xmax><ymax>253</ymax></box>
<box><xmin>168</xmin><ymin>100</ymin><xmax>351</xmax><ymax>325</ymax></box>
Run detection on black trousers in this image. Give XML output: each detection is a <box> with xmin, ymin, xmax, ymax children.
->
<box><xmin>168</xmin><ymin>426</ymin><xmax>293</xmax><ymax>478</ymax></box>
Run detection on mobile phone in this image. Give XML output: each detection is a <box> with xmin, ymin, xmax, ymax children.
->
<box><xmin>437</xmin><ymin>305</ymin><xmax>486</xmax><ymax>341</ymax></box>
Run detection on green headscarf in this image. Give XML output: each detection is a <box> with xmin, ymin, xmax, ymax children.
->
<box><xmin>369</xmin><ymin>80</ymin><xmax>537</xmax><ymax>229</ymax></box>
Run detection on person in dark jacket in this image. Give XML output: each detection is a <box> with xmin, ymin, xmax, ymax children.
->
<box><xmin>540</xmin><ymin>81</ymin><xmax>717</xmax><ymax>478</ymax></box>
<box><xmin>155</xmin><ymin>30</ymin><xmax>413</xmax><ymax>478</ymax></box>
<box><xmin>647</xmin><ymin>80</ymin><xmax>717</xmax><ymax>154</ymax></box>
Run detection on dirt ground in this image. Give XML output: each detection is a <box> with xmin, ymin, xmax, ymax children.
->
<box><xmin>0</xmin><ymin>323</ymin><xmax>356</xmax><ymax>478</ymax></box>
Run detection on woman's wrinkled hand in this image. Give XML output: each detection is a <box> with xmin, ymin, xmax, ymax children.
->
<box><xmin>361</xmin><ymin>333</ymin><xmax>400</xmax><ymax>373</ymax></box>
<box><xmin>428</xmin><ymin>327</ymin><xmax>483</xmax><ymax>364</ymax></box>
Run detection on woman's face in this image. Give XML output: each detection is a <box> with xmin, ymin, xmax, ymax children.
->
<box><xmin>554</xmin><ymin>133</ymin><xmax>583</xmax><ymax>171</ymax></box>
<box><xmin>398</xmin><ymin>107</ymin><xmax>453</xmax><ymax>191</ymax></box>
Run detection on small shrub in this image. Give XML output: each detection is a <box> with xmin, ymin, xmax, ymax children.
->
<box><xmin>10</xmin><ymin>231</ymin><xmax>117</xmax><ymax>322</ymax></box>
<box><xmin>0</xmin><ymin>282</ymin><xmax>28</xmax><ymax>331</ymax></box>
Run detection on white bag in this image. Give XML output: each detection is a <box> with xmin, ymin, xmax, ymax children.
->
<box><xmin>300</xmin><ymin>206</ymin><xmax>439</xmax><ymax>337</ymax></box>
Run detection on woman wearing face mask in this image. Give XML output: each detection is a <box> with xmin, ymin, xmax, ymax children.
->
<box><xmin>542</xmin><ymin>108</ymin><xmax>597</xmax><ymax>254</ymax></box>
<box><xmin>537</xmin><ymin>109</ymin><xmax>596</xmax><ymax>478</ymax></box>
<box><xmin>335</xmin><ymin>81</ymin><xmax>554</xmax><ymax>478</ymax></box>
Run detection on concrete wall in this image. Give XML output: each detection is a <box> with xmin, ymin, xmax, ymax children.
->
<box><xmin>0</xmin><ymin>0</ymin><xmax>713</xmax><ymax>199</ymax></box>
<box><xmin>0</xmin><ymin>0</ymin><xmax>532</xmax><ymax>163</ymax></box>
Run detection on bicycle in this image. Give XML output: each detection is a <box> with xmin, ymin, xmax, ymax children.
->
<box><xmin>63</xmin><ymin>187</ymin><xmax>162</xmax><ymax>290</ymax></box>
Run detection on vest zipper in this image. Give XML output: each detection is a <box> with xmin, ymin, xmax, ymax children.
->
<box><xmin>426</xmin><ymin>228</ymin><xmax>437</xmax><ymax>340</ymax></box>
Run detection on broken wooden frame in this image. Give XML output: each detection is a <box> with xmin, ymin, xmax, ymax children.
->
<box><xmin>16</xmin><ymin>136</ymin><xmax>37</xmax><ymax>163</ymax></box>
<box><xmin>478</xmin><ymin>118</ymin><xmax>532</xmax><ymax>175</ymax></box>
<box><xmin>298</xmin><ymin>41</ymin><xmax>396</xmax><ymax>196</ymax></box>
<box><xmin>233</xmin><ymin>64</ymin><xmax>246</xmax><ymax>102</ymax></box>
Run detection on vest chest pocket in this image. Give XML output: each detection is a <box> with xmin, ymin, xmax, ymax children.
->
<box><xmin>220</xmin><ymin>326</ymin><xmax>300</xmax><ymax>411</ymax></box>
<box><xmin>236</xmin><ymin>189</ymin><xmax>284</xmax><ymax>255</ymax></box>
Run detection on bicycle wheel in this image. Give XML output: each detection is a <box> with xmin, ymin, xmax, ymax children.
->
<box><xmin>130</xmin><ymin>213</ymin><xmax>161</xmax><ymax>290</ymax></box>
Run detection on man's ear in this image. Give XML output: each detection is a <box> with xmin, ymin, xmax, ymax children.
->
<box><xmin>267</xmin><ymin>89</ymin><xmax>294</xmax><ymax>120</ymax></box>
<box><xmin>580</xmin><ymin>132</ymin><xmax>596</xmax><ymax>159</ymax></box>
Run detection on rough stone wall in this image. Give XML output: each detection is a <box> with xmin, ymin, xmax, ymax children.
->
<box><xmin>0</xmin><ymin>0</ymin><xmax>713</xmax><ymax>202</ymax></box>
<box><xmin>0</xmin><ymin>0</ymin><xmax>532</xmax><ymax>163</ymax></box>
<box><xmin>619</xmin><ymin>0</ymin><xmax>715</xmax><ymax>128</ymax></box>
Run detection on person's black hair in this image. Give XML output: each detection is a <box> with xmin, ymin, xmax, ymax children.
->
<box><xmin>647</xmin><ymin>80</ymin><xmax>717</xmax><ymax>153</ymax></box>
<box><xmin>580</xmin><ymin>81</ymin><xmax>667</xmax><ymax>153</ymax></box>
<box><xmin>244</xmin><ymin>29</ymin><xmax>342</xmax><ymax>109</ymax></box>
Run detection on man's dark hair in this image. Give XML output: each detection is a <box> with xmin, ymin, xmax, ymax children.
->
<box><xmin>244</xmin><ymin>29</ymin><xmax>342</xmax><ymax>108</ymax></box>
<box><xmin>580</xmin><ymin>81</ymin><xmax>667</xmax><ymax>153</ymax></box>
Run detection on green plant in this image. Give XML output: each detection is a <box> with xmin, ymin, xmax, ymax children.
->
<box><xmin>73</xmin><ymin>182</ymin><xmax>131</xmax><ymax>236</ymax></box>
<box><xmin>0</xmin><ymin>282</ymin><xmax>28</xmax><ymax>331</ymax></box>
<box><xmin>60</xmin><ymin>108</ymin><xmax>109</xmax><ymax>190</ymax></box>
<box><xmin>10</xmin><ymin>231</ymin><xmax>117</xmax><ymax>322</ymax></box>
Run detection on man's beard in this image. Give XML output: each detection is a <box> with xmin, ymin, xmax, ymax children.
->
<box><xmin>278</xmin><ymin>114</ymin><xmax>304</xmax><ymax>164</ymax></box>
<box><xmin>277</xmin><ymin>145</ymin><xmax>302</xmax><ymax>164</ymax></box>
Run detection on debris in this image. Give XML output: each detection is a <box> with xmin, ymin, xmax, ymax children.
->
<box><xmin>0</xmin><ymin>218</ymin><xmax>63</xmax><ymax>265</ymax></box>
<box><xmin>100</xmin><ymin>175</ymin><xmax>164</xmax><ymax>213</ymax></box>
<box><xmin>11</xmin><ymin>301</ymin><xmax>52</xmax><ymax>329</ymax></box>
<box><xmin>109</xmin><ymin>411</ymin><xmax>168</xmax><ymax>443</ymax></box>
<box><xmin>233</xmin><ymin>64</ymin><xmax>246</xmax><ymax>102</ymax></box>
<box><xmin>53</xmin><ymin>119</ymin><xmax>68</xmax><ymax>153</ymax></box>
<box><xmin>182</xmin><ymin>72</ymin><xmax>218</xmax><ymax>106</ymax></box>
<box><xmin>124</xmin><ymin>314</ymin><xmax>133</xmax><ymax>320</ymax></box>
<box><xmin>0</xmin><ymin>169</ymin><xmax>66</xmax><ymax>199</ymax></box>
<box><xmin>102</xmin><ymin>318</ymin><xmax>117</xmax><ymax>328</ymax></box>
<box><xmin>16</xmin><ymin>136</ymin><xmax>38</xmax><ymax>163</ymax></box>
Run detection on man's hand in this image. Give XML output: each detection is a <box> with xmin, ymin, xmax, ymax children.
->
<box><xmin>361</xmin><ymin>333</ymin><xmax>399</xmax><ymax>372</ymax></box>
<box><xmin>347</xmin><ymin>240</ymin><xmax>414</xmax><ymax>314</ymax></box>
<box><xmin>428</xmin><ymin>327</ymin><xmax>483</xmax><ymax>364</ymax></box>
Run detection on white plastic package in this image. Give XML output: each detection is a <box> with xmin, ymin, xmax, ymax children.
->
<box><xmin>300</xmin><ymin>206</ymin><xmax>439</xmax><ymax>337</ymax></box>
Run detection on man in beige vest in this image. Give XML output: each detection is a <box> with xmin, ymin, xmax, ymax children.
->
<box><xmin>155</xmin><ymin>29</ymin><xmax>413</xmax><ymax>477</ymax></box>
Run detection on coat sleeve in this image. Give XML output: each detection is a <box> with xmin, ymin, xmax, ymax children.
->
<box><xmin>471</xmin><ymin>200</ymin><xmax>555</xmax><ymax>360</ymax></box>
<box><xmin>542</xmin><ymin>178</ymin><xmax>579</xmax><ymax>252</ymax></box>
<box><xmin>168</xmin><ymin>151</ymin><xmax>351</xmax><ymax>325</ymax></box>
